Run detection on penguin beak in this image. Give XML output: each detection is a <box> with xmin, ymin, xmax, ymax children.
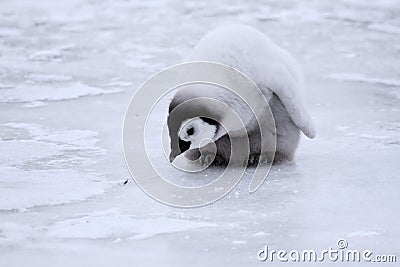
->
<box><xmin>169</xmin><ymin>139</ymin><xmax>191</xmax><ymax>163</ymax></box>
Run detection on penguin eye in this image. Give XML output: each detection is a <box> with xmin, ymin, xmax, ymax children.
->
<box><xmin>187</xmin><ymin>127</ymin><xmax>194</xmax><ymax>136</ymax></box>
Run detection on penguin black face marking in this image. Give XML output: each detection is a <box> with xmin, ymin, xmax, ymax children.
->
<box><xmin>179</xmin><ymin>138</ymin><xmax>191</xmax><ymax>153</ymax></box>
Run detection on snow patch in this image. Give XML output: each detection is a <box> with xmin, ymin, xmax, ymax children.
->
<box><xmin>347</xmin><ymin>231</ymin><xmax>380</xmax><ymax>238</ymax></box>
<box><xmin>367</xmin><ymin>23</ymin><xmax>400</xmax><ymax>34</ymax></box>
<box><xmin>0</xmin><ymin>83</ymin><xmax>14</xmax><ymax>89</ymax></box>
<box><xmin>47</xmin><ymin>208</ymin><xmax>216</xmax><ymax>240</ymax></box>
<box><xmin>0</xmin><ymin>222</ymin><xmax>37</xmax><ymax>244</ymax></box>
<box><xmin>25</xmin><ymin>73</ymin><xmax>73</xmax><ymax>83</ymax></box>
<box><xmin>102</xmin><ymin>80</ymin><xmax>134</xmax><ymax>87</ymax></box>
<box><xmin>23</xmin><ymin>101</ymin><xmax>48</xmax><ymax>108</ymax></box>
<box><xmin>251</xmin><ymin>231</ymin><xmax>270</xmax><ymax>237</ymax></box>
<box><xmin>0</xmin><ymin>123</ymin><xmax>109</xmax><ymax>211</ymax></box>
<box><xmin>0</xmin><ymin>82</ymin><xmax>121</xmax><ymax>104</ymax></box>
<box><xmin>0</xmin><ymin>166</ymin><xmax>107</xmax><ymax>211</ymax></box>
<box><xmin>28</xmin><ymin>50</ymin><xmax>63</xmax><ymax>62</ymax></box>
<box><xmin>360</xmin><ymin>134</ymin><xmax>390</xmax><ymax>139</ymax></box>
<box><xmin>232</xmin><ymin>240</ymin><xmax>247</xmax><ymax>245</ymax></box>
<box><xmin>325</xmin><ymin>73</ymin><xmax>400</xmax><ymax>87</ymax></box>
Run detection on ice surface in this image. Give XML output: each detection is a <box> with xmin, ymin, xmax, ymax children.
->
<box><xmin>0</xmin><ymin>83</ymin><xmax>121</xmax><ymax>104</ymax></box>
<box><xmin>0</xmin><ymin>123</ymin><xmax>109</xmax><ymax>211</ymax></box>
<box><xmin>0</xmin><ymin>0</ymin><xmax>399</xmax><ymax>266</ymax></box>
<box><xmin>25</xmin><ymin>73</ymin><xmax>73</xmax><ymax>83</ymax></box>
<box><xmin>46</xmin><ymin>208</ymin><xmax>216</xmax><ymax>240</ymax></box>
<box><xmin>326</xmin><ymin>73</ymin><xmax>400</xmax><ymax>87</ymax></box>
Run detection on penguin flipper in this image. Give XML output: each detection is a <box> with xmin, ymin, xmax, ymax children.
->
<box><xmin>265</xmin><ymin>65</ymin><xmax>316</xmax><ymax>139</ymax></box>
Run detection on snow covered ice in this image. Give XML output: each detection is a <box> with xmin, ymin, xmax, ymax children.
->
<box><xmin>0</xmin><ymin>0</ymin><xmax>399</xmax><ymax>266</ymax></box>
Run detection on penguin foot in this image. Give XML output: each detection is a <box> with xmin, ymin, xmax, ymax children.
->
<box><xmin>199</xmin><ymin>153</ymin><xmax>214</xmax><ymax>166</ymax></box>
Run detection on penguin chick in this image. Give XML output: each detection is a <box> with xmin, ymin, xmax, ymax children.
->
<box><xmin>178</xmin><ymin>117</ymin><xmax>217</xmax><ymax>149</ymax></box>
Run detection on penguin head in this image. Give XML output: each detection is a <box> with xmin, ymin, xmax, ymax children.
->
<box><xmin>178</xmin><ymin>117</ymin><xmax>217</xmax><ymax>149</ymax></box>
<box><xmin>167</xmin><ymin>86</ymin><xmax>225</xmax><ymax>163</ymax></box>
<box><xmin>169</xmin><ymin>116</ymin><xmax>221</xmax><ymax>163</ymax></box>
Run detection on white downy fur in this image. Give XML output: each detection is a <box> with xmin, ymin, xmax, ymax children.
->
<box><xmin>169</xmin><ymin>24</ymin><xmax>316</xmax><ymax>164</ymax></box>
<box><xmin>186</xmin><ymin>24</ymin><xmax>315</xmax><ymax>139</ymax></box>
